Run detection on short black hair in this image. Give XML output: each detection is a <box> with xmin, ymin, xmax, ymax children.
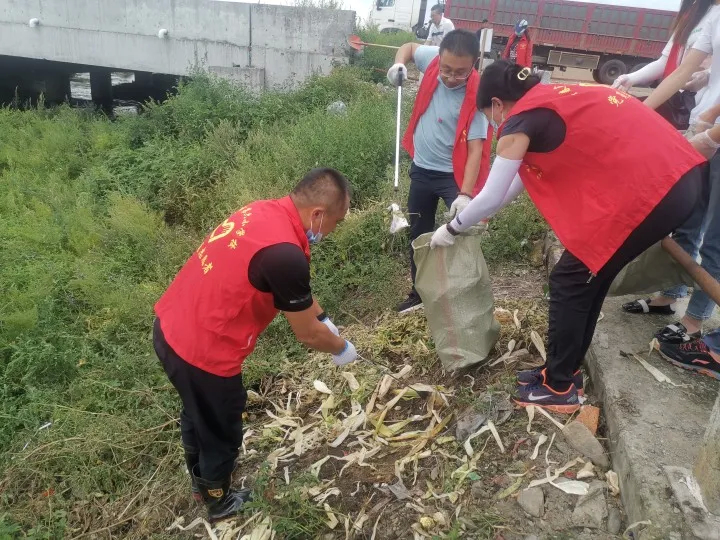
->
<box><xmin>431</xmin><ymin>3</ymin><xmax>445</xmax><ymax>14</ymax></box>
<box><xmin>439</xmin><ymin>29</ymin><xmax>480</xmax><ymax>60</ymax></box>
<box><xmin>477</xmin><ymin>60</ymin><xmax>541</xmax><ymax>109</ymax></box>
<box><xmin>291</xmin><ymin>168</ymin><xmax>350</xmax><ymax>212</ymax></box>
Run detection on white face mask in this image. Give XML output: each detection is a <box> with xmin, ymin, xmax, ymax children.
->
<box><xmin>489</xmin><ymin>100</ymin><xmax>505</xmax><ymax>131</ymax></box>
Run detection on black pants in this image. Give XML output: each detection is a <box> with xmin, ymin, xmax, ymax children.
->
<box><xmin>408</xmin><ymin>163</ymin><xmax>459</xmax><ymax>289</ymax></box>
<box><xmin>153</xmin><ymin>318</ymin><xmax>246</xmax><ymax>481</ymax></box>
<box><xmin>546</xmin><ymin>164</ymin><xmax>706</xmax><ymax>389</ymax></box>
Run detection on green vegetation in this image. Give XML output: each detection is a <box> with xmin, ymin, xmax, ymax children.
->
<box><xmin>0</xmin><ymin>65</ymin><xmax>545</xmax><ymax>537</ymax></box>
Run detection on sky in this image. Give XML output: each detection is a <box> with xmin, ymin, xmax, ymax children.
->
<box><xmin>216</xmin><ymin>0</ymin><xmax>682</xmax><ymax>24</ymax></box>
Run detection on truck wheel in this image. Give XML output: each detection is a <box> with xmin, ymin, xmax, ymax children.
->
<box><xmin>598</xmin><ymin>59</ymin><xmax>628</xmax><ymax>85</ymax></box>
<box><xmin>592</xmin><ymin>69</ymin><xmax>602</xmax><ymax>83</ymax></box>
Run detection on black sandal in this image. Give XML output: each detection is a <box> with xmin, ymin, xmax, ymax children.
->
<box><xmin>622</xmin><ymin>298</ymin><xmax>676</xmax><ymax>315</ymax></box>
<box><xmin>655</xmin><ymin>322</ymin><xmax>701</xmax><ymax>344</ymax></box>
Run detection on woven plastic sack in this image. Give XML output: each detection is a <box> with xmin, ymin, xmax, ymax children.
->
<box><xmin>412</xmin><ymin>230</ymin><xmax>500</xmax><ymax>371</ymax></box>
<box><xmin>608</xmin><ymin>241</ymin><xmax>695</xmax><ymax>297</ymax></box>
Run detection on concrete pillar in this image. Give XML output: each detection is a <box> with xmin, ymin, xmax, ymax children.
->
<box><xmin>90</xmin><ymin>69</ymin><xmax>113</xmax><ymax>114</ymax></box>
<box><xmin>694</xmin><ymin>392</ymin><xmax>720</xmax><ymax>515</ymax></box>
<box><xmin>43</xmin><ymin>73</ymin><xmax>71</xmax><ymax>104</ymax></box>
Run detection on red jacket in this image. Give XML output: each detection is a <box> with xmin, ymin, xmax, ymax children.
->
<box><xmin>501</xmin><ymin>83</ymin><xmax>704</xmax><ymax>275</ymax></box>
<box><xmin>503</xmin><ymin>33</ymin><xmax>533</xmax><ymax>68</ymax></box>
<box><xmin>402</xmin><ymin>56</ymin><xmax>492</xmax><ymax>196</ymax></box>
<box><xmin>155</xmin><ymin>197</ymin><xmax>310</xmax><ymax>377</ymax></box>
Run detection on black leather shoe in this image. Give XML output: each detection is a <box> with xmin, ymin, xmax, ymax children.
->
<box><xmin>192</xmin><ymin>465</ymin><xmax>252</xmax><ymax>523</ymax></box>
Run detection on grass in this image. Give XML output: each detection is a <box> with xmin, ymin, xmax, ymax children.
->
<box><xmin>0</xmin><ymin>63</ymin><xmax>546</xmax><ymax>537</ymax></box>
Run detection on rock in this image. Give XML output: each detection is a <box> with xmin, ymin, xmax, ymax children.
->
<box><xmin>518</xmin><ymin>487</ymin><xmax>545</xmax><ymax>518</ymax></box>
<box><xmin>524</xmin><ymin>536</ymin><xmax>540</xmax><ymax>540</ymax></box>
<box><xmin>562</xmin><ymin>420</ymin><xmax>610</xmax><ymax>468</ymax></box>
<box><xmin>471</xmin><ymin>481</ymin><xmax>486</xmax><ymax>499</ymax></box>
<box><xmin>456</xmin><ymin>409</ymin><xmax>487</xmax><ymax>442</ymax></box>
<box><xmin>572</xmin><ymin>481</ymin><xmax>609</xmax><ymax>529</ymax></box>
<box><xmin>607</xmin><ymin>506</ymin><xmax>622</xmax><ymax>535</ymax></box>
<box><xmin>326</xmin><ymin>100</ymin><xmax>347</xmax><ymax>115</ymax></box>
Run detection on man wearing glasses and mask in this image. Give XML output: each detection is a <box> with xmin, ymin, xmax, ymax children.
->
<box><xmin>387</xmin><ymin>30</ymin><xmax>492</xmax><ymax>313</ymax></box>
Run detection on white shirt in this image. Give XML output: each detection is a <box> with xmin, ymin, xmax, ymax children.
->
<box><xmin>426</xmin><ymin>17</ymin><xmax>455</xmax><ymax>46</ymax></box>
<box><xmin>628</xmin><ymin>13</ymin><xmax>710</xmax><ymax>90</ymax></box>
<box><xmin>691</xmin><ymin>5</ymin><xmax>720</xmax><ymax>124</ymax></box>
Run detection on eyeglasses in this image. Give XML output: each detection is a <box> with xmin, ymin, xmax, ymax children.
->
<box><xmin>439</xmin><ymin>69</ymin><xmax>473</xmax><ymax>81</ymax></box>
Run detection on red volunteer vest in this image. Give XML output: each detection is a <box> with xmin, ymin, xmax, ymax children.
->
<box><xmin>155</xmin><ymin>197</ymin><xmax>310</xmax><ymax>377</ymax></box>
<box><xmin>503</xmin><ymin>33</ymin><xmax>533</xmax><ymax>68</ymax></box>
<box><xmin>402</xmin><ymin>56</ymin><xmax>493</xmax><ymax>196</ymax></box>
<box><xmin>501</xmin><ymin>83</ymin><xmax>705</xmax><ymax>275</ymax></box>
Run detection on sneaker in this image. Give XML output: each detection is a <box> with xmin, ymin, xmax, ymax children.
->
<box><xmin>396</xmin><ymin>291</ymin><xmax>423</xmax><ymax>314</ymax></box>
<box><xmin>658</xmin><ymin>338</ymin><xmax>720</xmax><ymax>380</ymax></box>
<box><xmin>514</xmin><ymin>380</ymin><xmax>581</xmax><ymax>414</ymax></box>
<box><xmin>517</xmin><ymin>367</ymin><xmax>585</xmax><ymax>396</ymax></box>
<box><xmin>655</xmin><ymin>322</ymin><xmax>701</xmax><ymax>344</ymax></box>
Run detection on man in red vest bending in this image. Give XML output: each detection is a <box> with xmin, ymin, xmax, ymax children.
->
<box><xmin>387</xmin><ymin>29</ymin><xmax>492</xmax><ymax>313</ymax></box>
<box><xmin>153</xmin><ymin>168</ymin><xmax>356</xmax><ymax>522</ymax></box>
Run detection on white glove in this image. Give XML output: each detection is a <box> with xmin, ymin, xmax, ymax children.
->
<box><xmin>685</xmin><ymin>70</ymin><xmax>710</xmax><ymax>92</ymax></box>
<box><xmin>447</xmin><ymin>194</ymin><xmax>471</xmax><ymax>220</ymax></box>
<box><xmin>320</xmin><ymin>315</ymin><xmax>339</xmax><ymax>336</ymax></box>
<box><xmin>387</xmin><ymin>63</ymin><xmax>408</xmax><ymax>87</ymax></box>
<box><xmin>611</xmin><ymin>74</ymin><xmax>632</xmax><ymax>91</ymax></box>
<box><xmin>690</xmin><ymin>130</ymin><xmax>720</xmax><ymax>159</ymax></box>
<box><xmin>430</xmin><ymin>224</ymin><xmax>457</xmax><ymax>249</ymax></box>
<box><xmin>685</xmin><ymin>120</ymin><xmax>714</xmax><ymax>139</ymax></box>
<box><xmin>333</xmin><ymin>340</ymin><xmax>358</xmax><ymax>366</ymax></box>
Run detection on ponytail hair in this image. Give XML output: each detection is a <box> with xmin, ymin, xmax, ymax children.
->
<box><xmin>477</xmin><ymin>60</ymin><xmax>541</xmax><ymax>109</ymax></box>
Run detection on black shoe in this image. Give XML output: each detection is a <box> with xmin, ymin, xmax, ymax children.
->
<box><xmin>655</xmin><ymin>322</ymin><xmax>701</xmax><ymax>344</ymax></box>
<box><xmin>396</xmin><ymin>291</ymin><xmax>423</xmax><ymax>314</ymax></box>
<box><xmin>622</xmin><ymin>298</ymin><xmax>676</xmax><ymax>315</ymax></box>
<box><xmin>183</xmin><ymin>446</ymin><xmax>201</xmax><ymax>503</ymax></box>
<box><xmin>658</xmin><ymin>338</ymin><xmax>720</xmax><ymax>380</ymax></box>
<box><xmin>193</xmin><ymin>466</ymin><xmax>252</xmax><ymax>523</ymax></box>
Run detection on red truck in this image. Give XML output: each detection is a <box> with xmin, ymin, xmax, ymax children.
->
<box><xmin>444</xmin><ymin>0</ymin><xmax>677</xmax><ymax>84</ymax></box>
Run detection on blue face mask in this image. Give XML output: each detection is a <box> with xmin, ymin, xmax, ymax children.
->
<box><xmin>306</xmin><ymin>213</ymin><xmax>324</xmax><ymax>245</ymax></box>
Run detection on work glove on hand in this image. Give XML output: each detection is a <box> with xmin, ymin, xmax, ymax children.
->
<box><xmin>333</xmin><ymin>340</ymin><xmax>358</xmax><ymax>367</ymax></box>
<box><xmin>685</xmin><ymin>120</ymin><xmax>714</xmax><ymax>139</ymax></box>
<box><xmin>611</xmin><ymin>74</ymin><xmax>632</xmax><ymax>91</ymax></box>
<box><xmin>319</xmin><ymin>315</ymin><xmax>339</xmax><ymax>336</ymax></box>
<box><xmin>685</xmin><ymin>70</ymin><xmax>710</xmax><ymax>92</ymax></box>
<box><xmin>430</xmin><ymin>224</ymin><xmax>457</xmax><ymax>249</ymax></box>
<box><xmin>447</xmin><ymin>194</ymin><xmax>471</xmax><ymax>220</ymax></box>
<box><xmin>690</xmin><ymin>130</ymin><xmax>720</xmax><ymax>159</ymax></box>
<box><xmin>387</xmin><ymin>63</ymin><xmax>408</xmax><ymax>87</ymax></box>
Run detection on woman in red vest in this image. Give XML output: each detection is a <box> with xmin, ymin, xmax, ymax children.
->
<box><xmin>387</xmin><ymin>30</ymin><xmax>493</xmax><ymax>313</ymax></box>
<box><xmin>431</xmin><ymin>60</ymin><xmax>707</xmax><ymax>413</ymax></box>
<box><xmin>502</xmin><ymin>20</ymin><xmax>533</xmax><ymax>68</ymax></box>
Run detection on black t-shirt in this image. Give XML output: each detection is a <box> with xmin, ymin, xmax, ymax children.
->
<box><xmin>501</xmin><ymin>107</ymin><xmax>567</xmax><ymax>153</ymax></box>
<box><xmin>248</xmin><ymin>243</ymin><xmax>313</xmax><ymax>312</ymax></box>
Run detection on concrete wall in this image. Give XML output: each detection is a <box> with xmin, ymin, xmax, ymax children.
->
<box><xmin>0</xmin><ymin>0</ymin><xmax>355</xmax><ymax>90</ymax></box>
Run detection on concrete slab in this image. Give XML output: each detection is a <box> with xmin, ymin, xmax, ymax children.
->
<box><xmin>665</xmin><ymin>466</ymin><xmax>720</xmax><ymax>540</ymax></box>
<box><xmin>586</xmin><ymin>296</ymin><xmax>720</xmax><ymax>539</ymax></box>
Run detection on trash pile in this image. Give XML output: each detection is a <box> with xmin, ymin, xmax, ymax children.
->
<box><xmin>167</xmin><ymin>307</ymin><xmax>624</xmax><ymax>539</ymax></box>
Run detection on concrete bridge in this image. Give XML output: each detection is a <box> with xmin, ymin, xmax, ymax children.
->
<box><xmin>0</xmin><ymin>0</ymin><xmax>355</xmax><ymax>106</ymax></box>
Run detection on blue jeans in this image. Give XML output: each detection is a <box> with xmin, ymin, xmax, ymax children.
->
<box><xmin>662</xmin><ymin>151</ymin><xmax>720</xmax><ymax>321</ymax></box>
